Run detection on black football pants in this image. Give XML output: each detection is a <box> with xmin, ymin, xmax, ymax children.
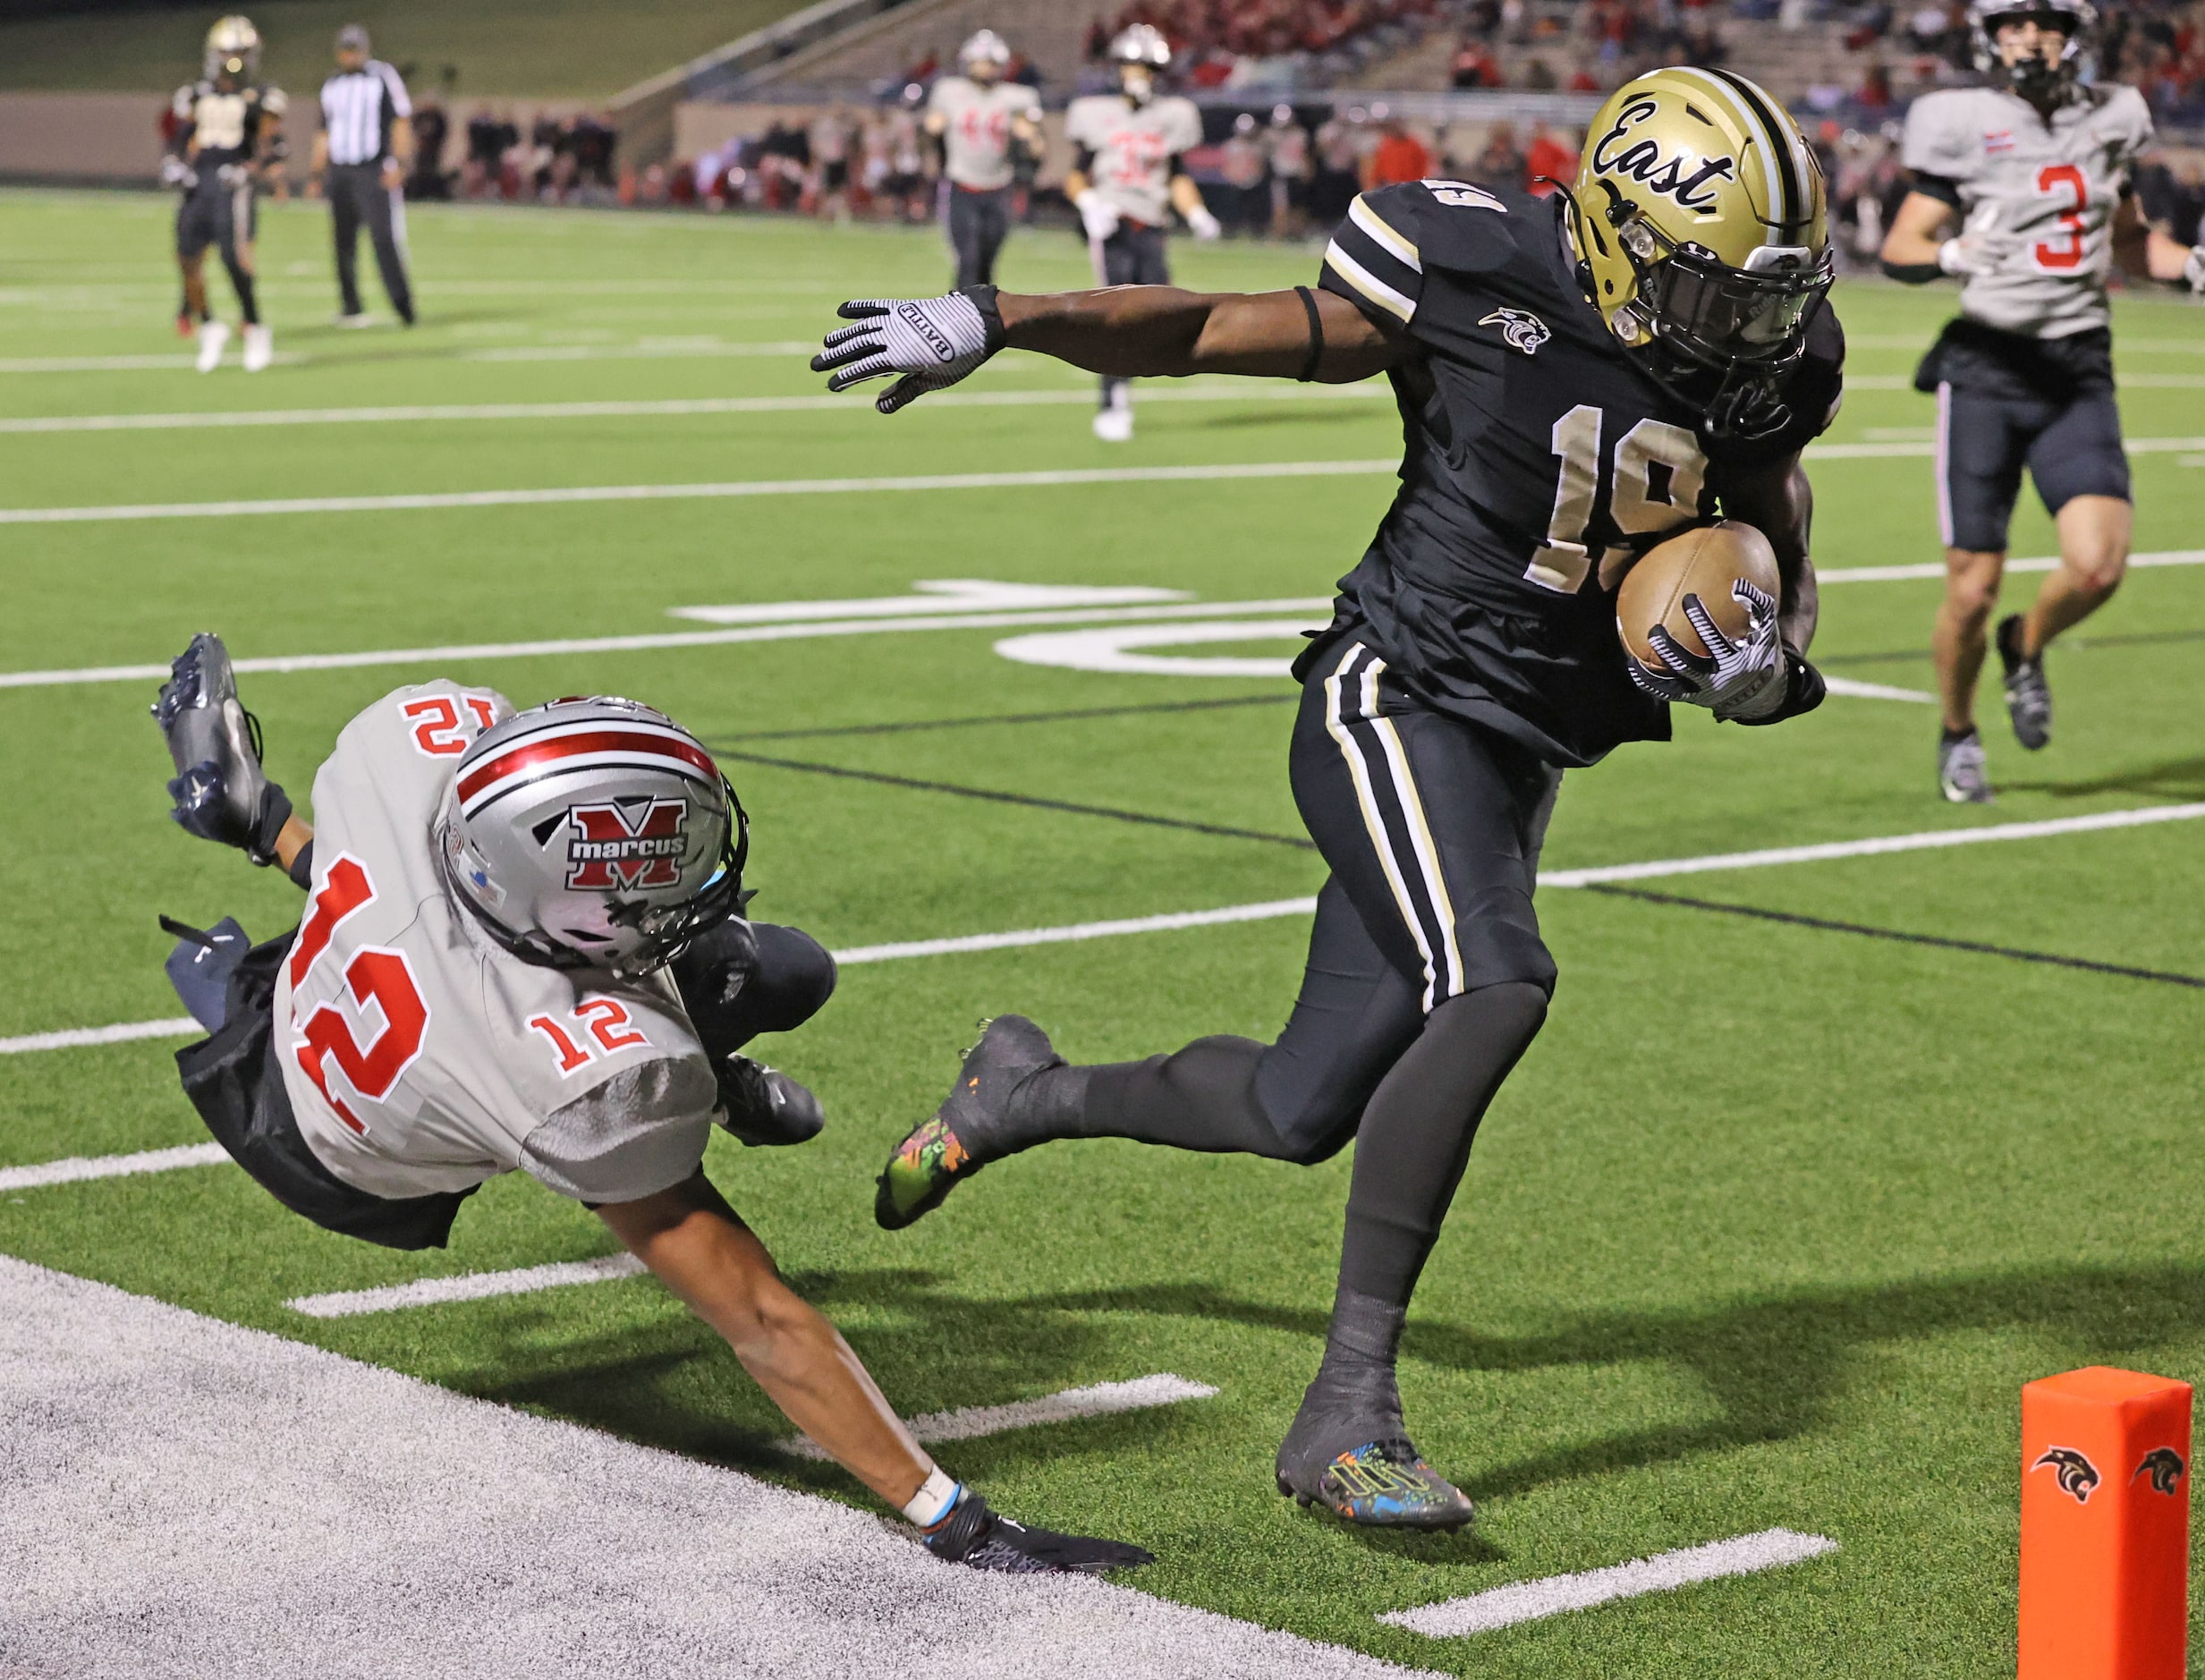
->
<box><xmin>945</xmin><ymin>184</ymin><xmax>1013</xmax><ymax>288</ymax></box>
<box><xmin>1048</xmin><ymin>636</ymin><xmax>1561</xmax><ymax>1310</ymax></box>
<box><xmin>327</xmin><ymin>162</ymin><xmax>415</xmax><ymax>323</ymax></box>
<box><xmin>1094</xmin><ymin>221</ymin><xmax>1170</xmax><ymax>412</ymax></box>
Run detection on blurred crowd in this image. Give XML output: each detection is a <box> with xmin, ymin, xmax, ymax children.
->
<box><xmin>1080</xmin><ymin>0</ymin><xmax>1442</xmax><ymax>89</ymax></box>
<box><xmin>1446</xmin><ymin>0</ymin><xmax>1729</xmax><ymax>91</ymax></box>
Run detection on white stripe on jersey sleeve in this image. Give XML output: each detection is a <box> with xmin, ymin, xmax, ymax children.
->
<box><xmin>1323</xmin><ymin>240</ymin><xmax>1416</xmax><ymax>324</ymax></box>
<box><xmin>1348</xmin><ymin>195</ymin><xmax>1421</xmax><ymax>271</ymax></box>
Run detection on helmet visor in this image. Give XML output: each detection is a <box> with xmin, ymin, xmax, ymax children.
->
<box><xmin>1641</xmin><ymin>241</ymin><xmax>1834</xmax><ymax>368</ymax></box>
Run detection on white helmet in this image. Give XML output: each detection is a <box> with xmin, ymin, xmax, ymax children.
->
<box><xmin>1109</xmin><ymin>23</ymin><xmax>1173</xmax><ymax>68</ymax></box>
<box><xmin>204</xmin><ymin>14</ymin><xmax>261</xmax><ymax>82</ymax></box>
<box><xmin>1968</xmin><ymin>1</ymin><xmax>2095</xmax><ymax>99</ymax></box>
<box><xmin>440</xmin><ymin>697</ymin><xmax>745</xmax><ymax>978</ymax></box>
<box><xmin>961</xmin><ymin>29</ymin><xmax>1012</xmax><ymax>72</ymax></box>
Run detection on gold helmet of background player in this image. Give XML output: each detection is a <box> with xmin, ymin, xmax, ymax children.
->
<box><xmin>1566</xmin><ymin>67</ymin><xmax>1833</xmax><ymax>436</ymax></box>
<box><xmin>204</xmin><ymin>14</ymin><xmax>262</xmax><ymax>83</ymax></box>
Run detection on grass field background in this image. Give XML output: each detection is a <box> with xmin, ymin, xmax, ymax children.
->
<box><xmin>3</xmin><ymin>188</ymin><xmax>2204</xmax><ymax>1675</ymax></box>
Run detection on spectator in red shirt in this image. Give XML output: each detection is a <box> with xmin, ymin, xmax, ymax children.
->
<box><xmin>1523</xmin><ymin>123</ymin><xmax>1578</xmax><ymax>194</ymax></box>
<box><xmin>1451</xmin><ymin>38</ymin><xmax>1504</xmax><ymax>87</ymax></box>
<box><xmin>1366</xmin><ymin>117</ymin><xmax>1433</xmax><ymax>188</ymax></box>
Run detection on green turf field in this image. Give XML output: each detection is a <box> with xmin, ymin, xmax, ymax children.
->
<box><xmin>3</xmin><ymin>186</ymin><xmax>2204</xmax><ymax>1675</ymax></box>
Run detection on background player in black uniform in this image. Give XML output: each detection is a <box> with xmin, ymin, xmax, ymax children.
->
<box><xmin>814</xmin><ymin>67</ymin><xmax>1838</xmax><ymax>1530</ymax></box>
<box><xmin>165</xmin><ymin>15</ymin><xmax>286</xmax><ymax>374</ymax></box>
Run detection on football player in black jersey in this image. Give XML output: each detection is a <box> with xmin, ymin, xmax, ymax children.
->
<box><xmin>165</xmin><ymin>16</ymin><xmax>288</xmax><ymax>374</ymax></box>
<box><xmin>813</xmin><ymin>67</ymin><xmax>1840</xmax><ymax>1530</ymax></box>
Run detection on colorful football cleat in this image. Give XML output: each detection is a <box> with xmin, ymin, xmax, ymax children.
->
<box><xmin>874</xmin><ymin>1015</ymin><xmax>1062</xmax><ymax>1229</ymax></box>
<box><xmin>1276</xmin><ymin>1438</ymin><xmax>1476</xmax><ymax>1532</ymax></box>
<box><xmin>875</xmin><ymin>1114</ymin><xmax>982</xmax><ymax>1229</ymax></box>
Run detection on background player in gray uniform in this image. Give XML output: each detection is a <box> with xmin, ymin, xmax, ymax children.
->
<box><xmin>150</xmin><ymin>634</ymin><xmax>1151</xmax><ymax>1577</ymax></box>
<box><xmin>925</xmin><ymin>30</ymin><xmax>1041</xmax><ymax>288</ymax></box>
<box><xmin>1881</xmin><ymin>1</ymin><xmax>2205</xmax><ymax>802</ymax></box>
<box><xmin>165</xmin><ymin>15</ymin><xmax>286</xmax><ymax>374</ymax></box>
<box><xmin>1064</xmin><ymin>24</ymin><xmax>1220</xmax><ymax>441</ymax></box>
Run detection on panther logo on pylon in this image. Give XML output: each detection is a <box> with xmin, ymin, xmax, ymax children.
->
<box><xmin>2031</xmin><ymin>1447</ymin><xmax>2102</xmax><ymax>1504</ymax></box>
<box><xmin>2134</xmin><ymin>1447</ymin><xmax>2186</xmax><ymax>1497</ymax></box>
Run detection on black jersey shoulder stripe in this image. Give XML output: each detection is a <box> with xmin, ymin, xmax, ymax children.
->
<box><xmin>1704</xmin><ymin>67</ymin><xmax>1802</xmax><ymax>228</ymax></box>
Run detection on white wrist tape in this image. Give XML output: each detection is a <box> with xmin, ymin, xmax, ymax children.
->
<box><xmin>902</xmin><ymin>1465</ymin><xmax>962</xmax><ymax>1528</ymax></box>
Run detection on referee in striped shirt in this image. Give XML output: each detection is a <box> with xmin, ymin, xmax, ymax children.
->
<box><xmin>311</xmin><ymin>25</ymin><xmax>416</xmax><ymax>327</ymax></box>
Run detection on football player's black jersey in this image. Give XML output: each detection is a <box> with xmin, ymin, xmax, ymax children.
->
<box><xmin>1308</xmin><ymin>180</ymin><xmax>1845</xmax><ymax>768</ymax></box>
<box><xmin>169</xmin><ymin>79</ymin><xmax>288</xmax><ymax>174</ymax></box>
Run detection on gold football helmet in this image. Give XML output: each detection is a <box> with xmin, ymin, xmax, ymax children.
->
<box><xmin>204</xmin><ymin>15</ymin><xmax>261</xmax><ymax>83</ymax></box>
<box><xmin>1565</xmin><ymin>67</ymin><xmax>1833</xmax><ymax>438</ymax></box>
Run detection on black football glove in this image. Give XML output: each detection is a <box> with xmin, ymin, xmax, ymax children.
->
<box><xmin>811</xmin><ymin>286</ymin><xmax>1005</xmax><ymax>414</ymax></box>
<box><xmin>152</xmin><ymin>632</ymin><xmax>293</xmax><ymax>865</ymax></box>
<box><xmin>922</xmin><ymin>1490</ymin><xmax>1153</xmax><ymax>1574</ymax></box>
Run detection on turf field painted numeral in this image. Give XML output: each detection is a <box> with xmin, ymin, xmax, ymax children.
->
<box><xmin>1527</xmin><ymin>407</ymin><xmax>1709</xmax><ymax>595</ymax></box>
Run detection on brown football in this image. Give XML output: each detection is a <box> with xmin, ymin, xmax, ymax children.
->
<box><xmin>1616</xmin><ymin>521</ymin><xmax>1782</xmax><ymax>675</ymax></box>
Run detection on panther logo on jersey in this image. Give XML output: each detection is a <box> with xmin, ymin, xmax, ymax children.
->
<box><xmin>2031</xmin><ymin>1447</ymin><xmax>2102</xmax><ymax>1504</ymax></box>
<box><xmin>2135</xmin><ymin>1447</ymin><xmax>2186</xmax><ymax>1497</ymax></box>
<box><xmin>564</xmin><ymin>798</ymin><xmax>688</xmax><ymax>890</ymax></box>
<box><xmin>1480</xmin><ymin>308</ymin><xmax>1550</xmax><ymax>355</ymax></box>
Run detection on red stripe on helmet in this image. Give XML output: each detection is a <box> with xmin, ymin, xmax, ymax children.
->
<box><xmin>456</xmin><ymin>728</ymin><xmax>718</xmax><ymax>804</ymax></box>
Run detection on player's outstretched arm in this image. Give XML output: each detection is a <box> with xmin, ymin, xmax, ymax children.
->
<box><xmin>1879</xmin><ymin>188</ymin><xmax>1991</xmax><ymax>283</ymax></box>
<box><xmin>598</xmin><ymin>1171</ymin><xmax>1154</xmax><ymax>1574</ymax></box>
<box><xmin>2114</xmin><ymin>195</ymin><xmax>2205</xmax><ymax>291</ymax></box>
<box><xmin>813</xmin><ymin>284</ymin><xmax>1395</xmax><ymax>413</ymax></box>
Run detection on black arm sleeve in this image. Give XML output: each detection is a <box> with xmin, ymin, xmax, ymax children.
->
<box><xmin>1908</xmin><ymin>171</ymin><xmax>1963</xmax><ymax>207</ymax></box>
<box><xmin>287</xmin><ymin>839</ymin><xmax>314</xmax><ymax>890</ymax></box>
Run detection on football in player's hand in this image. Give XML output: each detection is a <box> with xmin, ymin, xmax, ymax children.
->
<box><xmin>1617</xmin><ymin>521</ymin><xmax>1781</xmax><ymax>676</ymax></box>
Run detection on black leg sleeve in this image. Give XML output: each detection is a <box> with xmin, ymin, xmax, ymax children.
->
<box><xmin>1335</xmin><ymin>981</ymin><xmax>1548</xmax><ymax>1308</ymax></box>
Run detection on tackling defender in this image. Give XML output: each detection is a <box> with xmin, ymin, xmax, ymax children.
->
<box><xmin>925</xmin><ymin>31</ymin><xmax>1042</xmax><ymax>289</ymax></box>
<box><xmin>151</xmin><ymin>634</ymin><xmax>1150</xmax><ymax>1575</ymax></box>
<box><xmin>1064</xmin><ymin>24</ymin><xmax>1221</xmax><ymax>442</ymax></box>
<box><xmin>1879</xmin><ymin>0</ymin><xmax>2205</xmax><ymax>802</ymax></box>
<box><xmin>166</xmin><ymin>15</ymin><xmax>287</xmax><ymax>373</ymax></box>
<box><xmin>816</xmin><ymin>69</ymin><xmax>1839</xmax><ymax>1528</ymax></box>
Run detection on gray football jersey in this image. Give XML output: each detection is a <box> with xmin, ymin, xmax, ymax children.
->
<box><xmin>929</xmin><ymin>76</ymin><xmax>1040</xmax><ymax>191</ymax></box>
<box><xmin>1902</xmin><ymin>83</ymin><xmax>2153</xmax><ymax>337</ymax></box>
<box><xmin>1065</xmin><ymin>93</ymin><xmax>1202</xmax><ymax>225</ymax></box>
<box><xmin>276</xmin><ymin>682</ymin><xmax>719</xmax><ymax>1204</ymax></box>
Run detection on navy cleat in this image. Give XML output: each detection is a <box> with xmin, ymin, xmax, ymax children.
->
<box><xmin>716</xmin><ymin>1056</ymin><xmax>825</xmax><ymax>1148</ymax></box>
<box><xmin>1938</xmin><ymin>728</ymin><xmax>1994</xmax><ymax>803</ymax></box>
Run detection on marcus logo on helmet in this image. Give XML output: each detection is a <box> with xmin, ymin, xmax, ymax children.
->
<box><xmin>564</xmin><ymin>798</ymin><xmax>689</xmax><ymax>892</ymax></box>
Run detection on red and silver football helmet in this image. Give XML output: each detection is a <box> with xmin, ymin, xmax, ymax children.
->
<box><xmin>439</xmin><ymin>697</ymin><xmax>745</xmax><ymax>978</ymax></box>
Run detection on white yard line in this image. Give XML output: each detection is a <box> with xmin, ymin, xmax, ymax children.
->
<box><xmin>1820</xmin><ymin>548</ymin><xmax>2205</xmax><ymax>583</ymax></box>
<box><xmin>0</xmin><ymin>384</ymin><xmax>1389</xmax><ymax>434</ymax></box>
<box><xmin>0</xmin><ymin>1015</ymin><xmax>199</xmax><ymax>1054</ymax></box>
<box><xmin>285</xmin><ymin>1253</ymin><xmax>648</xmax><ymax>1318</ymax></box>
<box><xmin>0</xmin><ymin>596</ymin><xmax>1336</xmax><ymax>689</ymax></box>
<box><xmin>1821</xmin><ymin>675</ymin><xmax>1934</xmax><ymax>702</ymax></box>
<box><xmin>0</xmin><ymin>1142</ymin><xmax>227</xmax><ymax>1193</ymax></box>
<box><xmin>1813</xmin><ymin>435</ymin><xmax>2205</xmax><ymax>460</ymax></box>
<box><xmin>2</xmin><ymin>1258</ymin><xmax>1422</xmax><ymax>1680</ymax></box>
<box><xmin>777</xmin><ymin>1374</ymin><xmax>1221</xmax><ymax>1461</ymax></box>
<box><xmin>0</xmin><ymin>460</ymin><xmax>1402</xmax><ymax>527</ymax></box>
<box><xmin>7</xmin><ymin>801</ymin><xmax>2201</xmax><ymax>1090</ymax></box>
<box><xmin>1380</xmin><ymin>1529</ymin><xmax>1838</xmax><ymax>1637</ymax></box>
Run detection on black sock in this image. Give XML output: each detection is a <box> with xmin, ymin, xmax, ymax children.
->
<box><xmin>1022</xmin><ymin>1036</ymin><xmax>1301</xmax><ymax>1158</ymax></box>
<box><xmin>231</xmin><ymin>271</ymin><xmax>259</xmax><ymax>326</ymax></box>
<box><xmin>1941</xmin><ymin>725</ymin><xmax>1978</xmax><ymax>745</ymax></box>
<box><xmin>1335</xmin><ymin>983</ymin><xmax>1548</xmax><ymax>1310</ymax></box>
<box><xmin>1299</xmin><ymin>1283</ymin><xmax>1409</xmax><ymax>1432</ymax></box>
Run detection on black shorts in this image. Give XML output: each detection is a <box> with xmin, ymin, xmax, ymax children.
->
<box><xmin>175</xmin><ymin>930</ymin><xmax>476</xmax><ymax>1251</ymax></box>
<box><xmin>1247</xmin><ymin>635</ymin><xmax>1560</xmax><ymax>1158</ymax></box>
<box><xmin>1919</xmin><ymin>319</ymin><xmax>2131</xmax><ymax>552</ymax></box>
<box><xmin>175</xmin><ymin>175</ymin><xmax>257</xmax><ymax>260</ymax></box>
<box><xmin>822</xmin><ymin>159</ymin><xmax>849</xmax><ymax>191</ymax></box>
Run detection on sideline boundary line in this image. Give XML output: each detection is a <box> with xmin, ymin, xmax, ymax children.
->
<box><xmin>1383</xmin><ymin>1529</ymin><xmax>1839</xmax><ymax>1637</ymax></box>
